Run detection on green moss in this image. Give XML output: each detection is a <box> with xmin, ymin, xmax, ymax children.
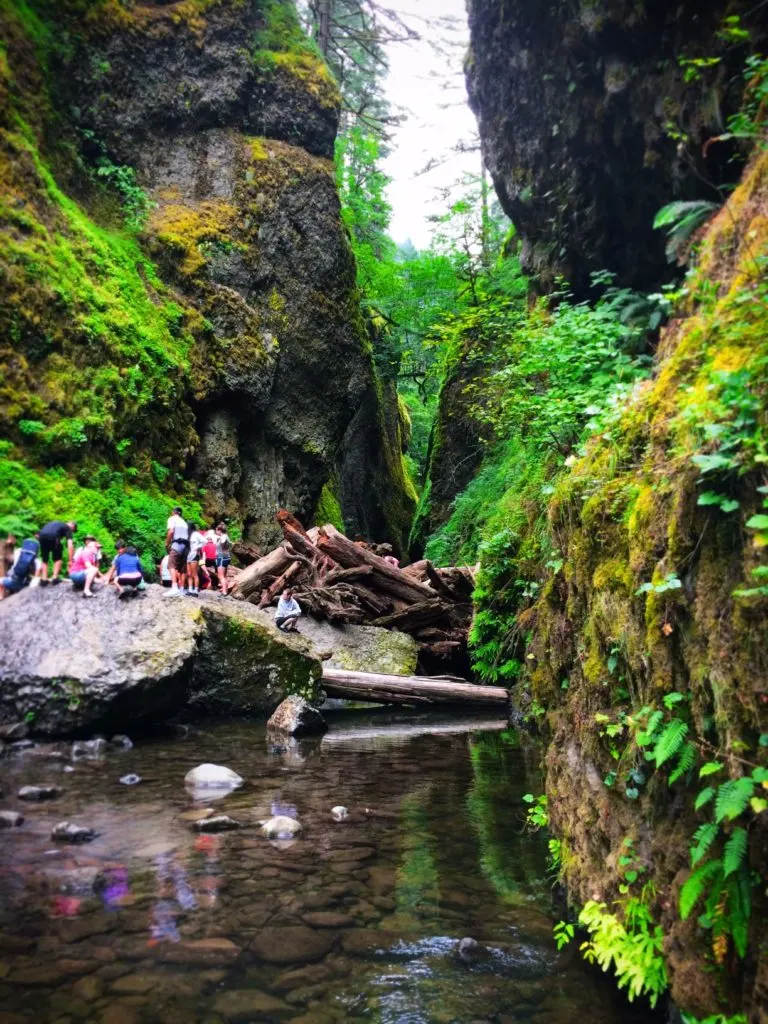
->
<box><xmin>313</xmin><ymin>479</ymin><xmax>344</xmax><ymax>531</ymax></box>
<box><xmin>252</xmin><ymin>0</ymin><xmax>340</xmax><ymax>111</ymax></box>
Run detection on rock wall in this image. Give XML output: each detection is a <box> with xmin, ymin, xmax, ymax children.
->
<box><xmin>466</xmin><ymin>0</ymin><xmax>767</xmax><ymax>294</ymax></box>
<box><xmin>0</xmin><ymin>0</ymin><xmax>414</xmax><ymax>552</ymax></box>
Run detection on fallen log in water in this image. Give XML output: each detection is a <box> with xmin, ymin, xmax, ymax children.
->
<box><xmin>321</xmin><ymin>667</ymin><xmax>509</xmax><ymax>708</ymax></box>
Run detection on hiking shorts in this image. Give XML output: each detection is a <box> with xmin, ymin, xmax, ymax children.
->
<box><xmin>187</xmin><ymin>552</ymin><xmax>200</xmax><ymax>565</ymax></box>
<box><xmin>117</xmin><ymin>575</ymin><xmax>144</xmax><ymax>589</ymax></box>
<box><xmin>40</xmin><ymin>536</ymin><xmax>63</xmax><ymax>563</ymax></box>
<box><xmin>215</xmin><ymin>556</ymin><xmax>231</xmax><ymax>569</ymax></box>
<box><xmin>169</xmin><ymin>548</ymin><xmax>186</xmax><ymax>572</ymax></box>
<box><xmin>1</xmin><ymin>575</ymin><xmax>23</xmax><ymax>593</ymax></box>
<box><xmin>69</xmin><ymin>571</ymin><xmax>87</xmax><ymax>589</ymax></box>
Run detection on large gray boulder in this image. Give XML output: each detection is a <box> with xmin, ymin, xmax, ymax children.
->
<box><xmin>0</xmin><ymin>586</ymin><xmax>321</xmax><ymax>736</ymax></box>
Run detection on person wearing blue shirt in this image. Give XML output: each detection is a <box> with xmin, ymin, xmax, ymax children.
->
<box><xmin>111</xmin><ymin>544</ymin><xmax>145</xmax><ymax>598</ymax></box>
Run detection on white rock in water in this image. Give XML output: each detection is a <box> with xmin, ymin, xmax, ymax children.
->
<box><xmin>260</xmin><ymin>815</ymin><xmax>302</xmax><ymax>838</ymax></box>
<box><xmin>184</xmin><ymin>764</ymin><xmax>244</xmax><ymax>790</ymax></box>
<box><xmin>330</xmin><ymin>806</ymin><xmax>348</xmax><ymax>821</ymax></box>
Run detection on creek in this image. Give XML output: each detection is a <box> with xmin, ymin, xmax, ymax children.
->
<box><xmin>0</xmin><ymin>711</ymin><xmax>658</xmax><ymax>1023</ymax></box>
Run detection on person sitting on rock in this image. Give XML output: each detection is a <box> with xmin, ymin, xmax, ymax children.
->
<box><xmin>165</xmin><ymin>506</ymin><xmax>189</xmax><ymax>596</ymax></box>
<box><xmin>158</xmin><ymin>552</ymin><xmax>172</xmax><ymax>588</ymax></box>
<box><xmin>0</xmin><ymin>534</ymin><xmax>40</xmax><ymax>600</ymax></box>
<box><xmin>37</xmin><ymin>519</ymin><xmax>76</xmax><ymax>584</ymax></box>
<box><xmin>275</xmin><ymin>588</ymin><xmax>302</xmax><ymax>632</ymax></box>
<box><xmin>105</xmin><ymin>539</ymin><xmax>127</xmax><ymax>586</ymax></box>
<box><xmin>69</xmin><ymin>536</ymin><xmax>102</xmax><ymax>598</ymax></box>
<box><xmin>112</xmin><ymin>544</ymin><xmax>146</xmax><ymax>598</ymax></box>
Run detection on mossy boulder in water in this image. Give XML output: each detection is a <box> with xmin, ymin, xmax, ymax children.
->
<box><xmin>0</xmin><ymin>586</ymin><xmax>321</xmax><ymax>736</ymax></box>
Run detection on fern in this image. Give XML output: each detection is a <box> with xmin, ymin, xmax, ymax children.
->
<box><xmin>694</xmin><ymin>786</ymin><xmax>715</xmax><ymax>811</ymax></box>
<box><xmin>653</xmin><ymin>718</ymin><xmax>688</xmax><ymax>768</ymax></box>
<box><xmin>680</xmin><ymin>859</ymin><xmax>723</xmax><ymax>919</ymax></box>
<box><xmin>653</xmin><ymin>200</ymin><xmax>719</xmax><ymax>262</ymax></box>
<box><xmin>722</xmin><ymin>827</ymin><xmax>749</xmax><ymax>878</ymax></box>
<box><xmin>635</xmin><ymin>708</ymin><xmax>663</xmax><ymax>747</ymax></box>
<box><xmin>669</xmin><ymin>741</ymin><xmax>697</xmax><ymax>783</ymax></box>
<box><xmin>690</xmin><ymin>822</ymin><xmax>719</xmax><ymax>866</ymax></box>
<box><xmin>715</xmin><ymin>777</ymin><xmax>754</xmax><ymax>823</ymax></box>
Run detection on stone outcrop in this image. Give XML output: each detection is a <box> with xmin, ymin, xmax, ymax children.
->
<box><xmin>267</xmin><ymin>695</ymin><xmax>327</xmax><ymax>736</ymax></box>
<box><xmin>466</xmin><ymin>0</ymin><xmax>767</xmax><ymax>294</ymax></box>
<box><xmin>0</xmin><ymin>586</ymin><xmax>321</xmax><ymax>736</ymax></box>
<box><xmin>0</xmin><ymin>0</ymin><xmax>414</xmax><ymax>553</ymax></box>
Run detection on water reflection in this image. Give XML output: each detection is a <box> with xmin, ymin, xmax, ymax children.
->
<box><xmin>0</xmin><ymin>712</ymin><xmax>660</xmax><ymax>1023</ymax></box>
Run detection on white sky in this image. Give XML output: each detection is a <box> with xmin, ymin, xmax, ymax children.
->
<box><xmin>380</xmin><ymin>0</ymin><xmax>479</xmax><ymax>248</ymax></box>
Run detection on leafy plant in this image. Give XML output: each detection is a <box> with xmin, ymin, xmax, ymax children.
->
<box><xmin>653</xmin><ymin>201</ymin><xmax>719</xmax><ymax>262</ymax></box>
<box><xmin>578</xmin><ymin>898</ymin><xmax>667</xmax><ymax>1006</ymax></box>
<box><xmin>522</xmin><ymin>793</ymin><xmax>549</xmax><ymax>829</ymax></box>
<box><xmin>554</xmin><ymin>920</ymin><xmax>574</xmax><ymax>950</ymax></box>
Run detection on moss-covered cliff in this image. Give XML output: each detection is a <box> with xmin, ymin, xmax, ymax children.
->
<box><xmin>0</xmin><ymin>0</ymin><xmax>414</xmax><ymax>555</ymax></box>
<box><xmin>466</xmin><ymin>0</ymin><xmax>767</xmax><ymax>294</ymax></box>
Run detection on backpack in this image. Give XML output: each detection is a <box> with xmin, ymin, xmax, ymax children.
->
<box><xmin>13</xmin><ymin>539</ymin><xmax>39</xmax><ymax>581</ymax></box>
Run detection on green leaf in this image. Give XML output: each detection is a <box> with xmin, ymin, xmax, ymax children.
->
<box><xmin>654</xmin><ymin>718</ymin><xmax>689</xmax><ymax>768</ymax></box>
<box><xmin>723</xmin><ymin>827</ymin><xmax>748</xmax><ymax>878</ymax></box>
<box><xmin>680</xmin><ymin>859</ymin><xmax>723</xmax><ymax>919</ymax></box>
<box><xmin>669</xmin><ymin>741</ymin><xmax>696</xmax><ymax>783</ymax></box>
<box><xmin>720</xmin><ymin>499</ymin><xmax>740</xmax><ymax>513</ymax></box>
<box><xmin>714</xmin><ymin>777</ymin><xmax>754</xmax><ymax>823</ymax></box>
<box><xmin>690</xmin><ymin>822</ymin><xmax>719</xmax><ymax>866</ymax></box>
<box><xmin>696</xmin><ymin>491</ymin><xmax>723</xmax><ymax>506</ymax></box>
<box><xmin>694</xmin><ymin>787</ymin><xmax>715</xmax><ymax>811</ymax></box>
<box><xmin>699</xmin><ymin>762</ymin><xmax>723</xmax><ymax>778</ymax></box>
<box><xmin>746</xmin><ymin>514</ymin><xmax>768</xmax><ymax>529</ymax></box>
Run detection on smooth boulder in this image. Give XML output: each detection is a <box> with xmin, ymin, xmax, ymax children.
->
<box><xmin>193</xmin><ymin>815</ymin><xmax>241</xmax><ymax>833</ymax></box>
<box><xmin>261</xmin><ymin>816</ymin><xmax>302</xmax><ymax>838</ymax></box>
<box><xmin>0</xmin><ymin>586</ymin><xmax>321</xmax><ymax>736</ymax></box>
<box><xmin>267</xmin><ymin>695</ymin><xmax>327</xmax><ymax>737</ymax></box>
<box><xmin>184</xmin><ymin>764</ymin><xmax>244</xmax><ymax>791</ymax></box>
<box><xmin>51</xmin><ymin>822</ymin><xmax>97</xmax><ymax>843</ymax></box>
<box><xmin>18</xmin><ymin>785</ymin><xmax>62</xmax><ymax>801</ymax></box>
<box><xmin>0</xmin><ymin>811</ymin><xmax>24</xmax><ymax>828</ymax></box>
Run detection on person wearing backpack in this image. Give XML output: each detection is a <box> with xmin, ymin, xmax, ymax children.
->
<box><xmin>214</xmin><ymin>522</ymin><xmax>232</xmax><ymax>596</ymax></box>
<box><xmin>165</xmin><ymin>506</ymin><xmax>189</xmax><ymax>596</ymax></box>
<box><xmin>0</xmin><ymin>535</ymin><xmax>40</xmax><ymax>600</ymax></box>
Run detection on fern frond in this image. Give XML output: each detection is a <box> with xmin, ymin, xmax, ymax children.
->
<box><xmin>690</xmin><ymin>822</ymin><xmax>719</xmax><ymax>866</ymax></box>
<box><xmin>654</xmin><ymin>718</ymin><xmax>688</xmax><ymax>768</ymax></box>
<box><xmin>694</xmin><ymin>786</ymin><xmax>715</xmax><ymax>811</ymax></box>
<box><xmin>669</xmin><ymin>741</ymin><xmax>697</xmax><ymax>783</ymax></box>
<box><xmin>715</xmin><ymin>777</ymin><xmax>754</xmax><ymax>823</ymax></box>
<box><xmin>723</xmin><ymin>827</ymin><xmax>749</xmax><ymax>878</ymax></box>
<box><xmin>680</xmin><ymin>859</ymin><xmax>723</xmax><ymax>919</ymax></box>
<box><xmin>636</xmin><ymin>709</ymin><xmax>663</xmax><ymax>746</ymax></box>
<box><xmin>653</xmin><ymin>200</ymin><xmax>719</xmax><ymax>262</ymax></box>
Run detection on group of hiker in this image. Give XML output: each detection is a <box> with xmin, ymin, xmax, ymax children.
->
<box><xmin>0</xmin><ymin>509</ymin><xmax>234</xmax><ymax>602</ymax></box>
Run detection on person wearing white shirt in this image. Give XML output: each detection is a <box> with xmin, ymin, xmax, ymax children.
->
<box><xmin>275</xmin><ymin>588</ymin><xmax>301</xmax><ymax>632</ymax></box>
<box><xmin>186</xmin><ymin>523</ymin><xmax>206</xmax><ymax>596</ymax></box>
<box><xmin>164</xmin><ymin>506</ymin><xmax>189</xmax><ymax>595</ymax></box>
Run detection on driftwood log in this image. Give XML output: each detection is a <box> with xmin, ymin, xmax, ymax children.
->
<box><xmin>322</xmin><ymin>668</ymin><xmax>508</xmax><ymax>707</ymax></box>
<box><xmin>232</xmin><ymin>513</ymin><xmax>475</xmax><ymax>667</ymax></box>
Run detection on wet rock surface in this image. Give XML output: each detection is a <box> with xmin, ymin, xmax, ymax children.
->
<box><xmin>267</xmin><ymin>696</ymin><xmax>327</xmax><ymax>737</ymax></box>
<box><xmin>0</xmin><ymin>713</ymin><xmax>653</xmax><ymax>1023</ymax></box>
<box><xmin>0</xmin><ymin>587</ymin><xmax>321</xmax><ymax>735</ymax></box>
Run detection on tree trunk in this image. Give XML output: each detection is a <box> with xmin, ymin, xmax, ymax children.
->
<box><xmin>321</xmin><ymin>667</ymin><xmax>508</xmax><ymax>707</ymax></box>
<box><xmin>317</xmin><ymin>526</ymin><xmax>434</xmax><ymax>604</ymax></box>
<box><xmin>232</xmin><ymin>546</ymin><xmax>291</xmax><ymax>600</ymax></box>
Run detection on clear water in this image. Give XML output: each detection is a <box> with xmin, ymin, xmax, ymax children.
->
<box><xmin>0</xmin><ymin>711</ymin><xmax>656</xmax><ymax>1023</ymax></box>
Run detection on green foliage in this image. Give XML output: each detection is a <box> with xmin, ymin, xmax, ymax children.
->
<box><xmin>553</xmin><ymin>920</ymin><xmax>574</xmax><ymax>950</ymax></box>
<box><xmin>0</xmin><ymin>442</ymin><xmax>202</xmax><ymax>567</ymax></box>
<box><xmin>521</xmin><ymin>793</ymin><xmax>548</xmax><ymax>829</ymax></box>
<box><xmin>578</xmin><ymin>898</ymin><xmax>667</xmax><ymax>1006</ymax></box>
<box><xmin>636</xmin><ymin>571</ymin><xmax>682</xmax><ymax>595</ymax></box>
<box><xmin>653</xmin><ymin>201</ymin><xmax>718</xmax><ymax>262</ymax></box>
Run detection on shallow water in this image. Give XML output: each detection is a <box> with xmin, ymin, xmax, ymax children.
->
<box><xmin>0</xmin><ymin>711</ymin><xmax>655</xmax><ymax>1023</ymax></box>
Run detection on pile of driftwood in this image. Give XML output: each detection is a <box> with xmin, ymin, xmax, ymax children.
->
<box><xmin>231</xmin><ymin>512</ymin><xmax>474</xmax><ymax>663</ymax></box>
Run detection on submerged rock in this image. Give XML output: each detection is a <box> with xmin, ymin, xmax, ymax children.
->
<box><xmin>51</xmin><ymin>822</ymin><xmax>98</xmax><ymax>843</ymax></box>
<box><xmin>193</xmin><ymin>815</ymin><xmax>241</xmax><ymax>833</ymax></box>
<box><xmin>261</xmin><ymin>816</ymin><xmax>302</xmax><ymax>838</ymax></box>
<box><xmin>250</xmin><ymin>926</ymin><xmax>336</xmax><ymax>964</ymax></box>
<box><xmin>330</xmin><ymin>806</ymin><xmax>349</xmax><ymax>821</ymax></box>
<box><xmin>72</xmin><ymin>739</ymin><xmax>107</xmax><ymax>760</ymax></box>
<box><xmin>0</xmin><ymin>587</ymin><xmax>321</xmax><ymax>736</ymax></box>
<box><xmin>110</xmin><ymin>735</ymin><xmax>133</xmax><ymax>750</ymax></box>
<box><xmin>18</xmin><ymin>785</ymin><xmax>62</xmax><ymax>801</ymax></box>
<box><xmin>0</xmin><ymin>810</ymin><xmax>24</xmax><ymax>828</ymax></box>
<box><xmin>267</xmin><ymin>696</ymin><xmax>327</xmax><ymax>737</ymax></box>
<box><xmin>119</xmin><ymin>774</ymin><xmax>142</xmax><ymax>786</ymax></box>
<box><xmin>184</xmin><ymin>764</ymin><xmax>244</xmax><ymax>791</ymax></box>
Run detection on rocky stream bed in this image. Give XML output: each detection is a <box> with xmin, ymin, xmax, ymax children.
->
<box><xmin>0</xmin><ymin>712</ymin><xmax>660</xmax><ymax>1023</ymax></box>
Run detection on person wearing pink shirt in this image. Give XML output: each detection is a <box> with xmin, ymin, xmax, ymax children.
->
<box><xmin>68</xmin><ymin>536</ymin><xmax>102</xmax><ymax>598</ymax></box>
